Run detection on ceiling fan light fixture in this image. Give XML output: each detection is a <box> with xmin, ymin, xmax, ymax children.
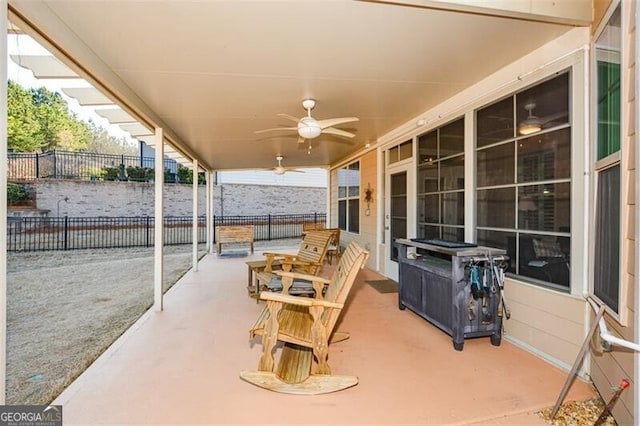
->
<box><xmin>518</xmin><ymin>120</ymin><xmax>542</xmax><ymax>135</ymax></box>
<box><xmin>298</xmin><ymin>117</ymin><xmax>322</xmax><ymax>139</ymax></box>
<box><xmin>518</xmin><ymin>102</ymin><xmax>542</xmax><ymax>135</ymax></box>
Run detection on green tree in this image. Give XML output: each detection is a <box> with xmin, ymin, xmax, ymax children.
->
<box><xmin>31</xmin><ymin>86</ymin><xmax>90</xmax><ymax>151</ymax></box>
<box><xmin>7</xmin><ymin>80</ymin><xmax>43</xmax><ymax>152</ymax></box>
<box><xmin>7</xmin><ymin>80</ymin><xmax>139</xmax><ymax>154</ymax></box>
<box><xmin>85</xmin><ymin>120</ymin><xmax>137</xmax><ymax>155</ymax></box>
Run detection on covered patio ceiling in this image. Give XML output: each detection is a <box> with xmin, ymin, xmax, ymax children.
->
<box><xmin>7</xmin><ymin>0</ymin><xmax>589</xmax><ymax>172</ymax></box>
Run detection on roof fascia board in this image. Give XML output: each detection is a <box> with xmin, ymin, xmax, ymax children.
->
<box><xmin>360</xmin><ymin>0</ymin><xmax>592</xmax><ymax>26</ymax></box>
<box><xmin>8</xmin><ymin>1</ymin><xmax>211</xmax><ymax>171</ymax></box>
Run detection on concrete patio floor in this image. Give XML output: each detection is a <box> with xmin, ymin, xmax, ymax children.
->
<box><xmin>54</xmin><ymin>245</ymin><xmax>596</xmax><ymax>425</ymax></box>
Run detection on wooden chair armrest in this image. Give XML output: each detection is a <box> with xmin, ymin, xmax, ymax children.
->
<box><xmin>276</xmin><ymin>271</ymin><xmax>330</xmax><ymax>284</ymax></box>
<box><xmin>259</xmin><ymin>291</ymin><xmax>314</xmax><ymax>306</ymax></box>
<box><xmin>263</xmin><ymin>253</ymin><xmax>296</xmax><ymax>272</ymax></box>
<box><xmin>262</xmin><ymin>252</ymin><xmax>295</xmax><ymax>257</ymax></box>
<box><xmin>259</xmin><ymin>291</ymin><xmax>342</xmax><ymax>309</ymax></box>
<box><xmin>285</xmin><ymin>260</ymin><xmax>322</xmax><ymax>269</ymax></box>
<box><xmin>311</xmin><ymin>299</ymin><xmax>343</xmax><ymax>309</ymax></box>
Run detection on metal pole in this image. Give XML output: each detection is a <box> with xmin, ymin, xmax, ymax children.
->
<box><xmin>63</xmin><ymin>216</ymin><xmax>69</xmax><ymax>251</ymax></box>
<box><xmin>550</xmin><ymin>304</ymin><xmax>606</xmax><ymax>419</ymax></box>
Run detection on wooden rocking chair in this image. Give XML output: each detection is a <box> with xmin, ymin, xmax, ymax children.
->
<box><xmin>255</xmin><ymin>229</ymin><xmax>334</xmax><ymax>296</ymax></box>
<box><xmin>240</xmin><ymin>242</ymin><xmax>369</xmax><ymax>394</ymax></box>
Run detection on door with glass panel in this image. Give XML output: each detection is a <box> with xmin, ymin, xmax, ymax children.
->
<box><xmin>385</xmin><ymin>167</ymin><xmax>412</xmax><ymax>280</ymax></box>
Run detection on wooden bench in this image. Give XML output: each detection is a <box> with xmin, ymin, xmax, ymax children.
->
<box><xmin>302</xmin><ymin>222</ymin><xmax>325</xmax><ymax>235</ymax></box>
<box><xmin>217</xmin><ymin>225</ymin><xmax>254</xmax><ymax>255</ymax></box>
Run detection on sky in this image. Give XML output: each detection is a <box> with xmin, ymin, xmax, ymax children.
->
<box><xmin>6</xmin><ymin>33</ymin><xmax>327</xmax><ymax>187</ymax></box>
<box><xmin>7</xmin><ymin>33</ymin><xmax>137</xmax><ymax>146</ymax></box>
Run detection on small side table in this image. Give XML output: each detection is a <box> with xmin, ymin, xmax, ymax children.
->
<box><xmin>246</xmin><ymin>259</ymin><xmax>282</xmax><ymax>299</ymax></box>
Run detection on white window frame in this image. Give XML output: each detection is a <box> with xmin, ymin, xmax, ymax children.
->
<box><xmin>337</xmin><ymin>161</ymin><xmax>360</xmax><ymax>234</ymax></box>
<box><xmin>589</xmin><ymin>0</ymin><xmax>627</xmax><ymax>325</ymax></box>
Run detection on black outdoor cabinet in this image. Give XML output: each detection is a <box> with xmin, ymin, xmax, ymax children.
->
<box><xmin>396</xmin><ymin>238</ymin><xmax>508</xmax><ymax>351</ymax></box>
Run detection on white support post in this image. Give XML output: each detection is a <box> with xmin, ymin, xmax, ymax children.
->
<box><xmin>207</xmin><ymin>170</ymin><xmax>214</xmax><ymax>254</ymax></box>
<box><xmin>325</xmin><ymin>168</ymin><xmax>331</xmax><ymax>226</ymax></box>
<box><xmin>153</xmin><ymin>128</ymin><xmax>164</xmax><ymax>311</ymax></box>
<box><xmin>464</xmin><ymin>110</ymin><xmax>476</xmax><ymax>243</ymax></box>
<box><xmin>192</xmin><ymin>160</ymin><xmax>199</xmax><ymax>271</ymax></box>
<box><xmin>1</xmin><ymin>1</ymin><xmax>10</xmax><ymax>404</ymax></box>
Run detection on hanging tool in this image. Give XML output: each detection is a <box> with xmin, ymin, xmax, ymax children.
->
<box><xmin>593</xmin><ymin>379</ymin><xmax>631</xmax><ymax>426</ymax></box>
<box><xmin>489</xmin><ymin>256</ymin><xmax>510</xmax><ymax>319</ymax></box>
<box><xmin>481</xmin><ymin>295</ymin><xmax>491</xmax><ymax>324</ymax></box>
<box><xmin>469</xmin><ymin>264</ymin><xmax>482</xmax><ymax>299</ymax></box>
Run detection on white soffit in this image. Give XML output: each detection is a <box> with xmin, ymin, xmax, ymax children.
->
<box><xmin>10</xmin><ymin>54</ymin><xmax>78</xmax><ymax>78</ymax></box>
<box><xmin>61</xmin><ymin>87</ymin><xmax>113</xmax><ymax>106</ymax></box>
<box><xmin>94</xmin><ymin>107</ymin><xmax>136</xmax><ymax>123</ymax></box>
<box><xmin>118</xmin><ymin>123</ymin><xmax>153</xmax><ymax>137</ymax></box>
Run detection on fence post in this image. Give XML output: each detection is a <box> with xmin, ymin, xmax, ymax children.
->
<box><xmin>35</xmin><ymin>153</ymin><xmax>40</xmax><ymax>179</ymax></box>
<box><xmin>268</xmin><ymin>214</ymin><xmax>272</xmax><ymax>241</ymax></box>
<box><xmin>64</xmin><ymin>216</ymin><xmax>68</xmax><ymax>251</ymax></box>
<box><xmin>314</xmin><ymin>212</ymin><xmax>317</xmax><ymax>224</ymax></box>
<box><xmin>146</xmin><ymin>215</ymin><xmax>151</xmax><ymax>248</ymax></box>
<box><xmin>213</xmin><ymin>215</ymin><xmax>216</xmax><ymax>243</ymax></box>
<box><xmin>53</xmin><ymin>150</ymin><xmax>57</xmax><ymax>178</ymax></box>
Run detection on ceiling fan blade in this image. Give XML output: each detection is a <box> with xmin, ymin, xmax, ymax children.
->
<box><xmin>297</xmin><ymin>135</ymin><xmax>306</xmax><ymax>144</ymax></box>
<box><xmin>539</xmin><ymin>111</ymin><xmax>568</xmax><ymax>124</ymax></box>
<box><xmin>286</xmin><ymin>169</ymin><xmax>306</xmax><ymax>173</ymax></box>
<box><xmin>254</xmin><ymin>127</ymin><xmax>297</xmax><ymax>134</ymax></box>
<box><xmin>277</xmin><ymin>113</ymin><xmax>301</xmax><ymax>123</ymax></box>
<box><xmin>322</xmin><ymin>127</ymin><xmax>355</xmax><ymax>138</ymax></box>
<box><xmin>317</xmin><ymin>117</ymin><xmax>359</xmax><ymax>129</ymax></box>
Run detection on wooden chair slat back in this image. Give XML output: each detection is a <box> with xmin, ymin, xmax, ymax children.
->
<box><xmin>295</xmin><ymin>230</ymin><xmax>334</xmax><ymax>268</ymax></box>
<box><xmin>323</xmin><ymin>242</ymin><xmax>369</xmax><ymax>305</ymax></box>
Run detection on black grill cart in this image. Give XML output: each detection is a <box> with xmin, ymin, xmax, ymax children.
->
<box><xmin>396</xmin><ymin>238</ymin><xmax>509</xmax><ymax>351</ymax></box>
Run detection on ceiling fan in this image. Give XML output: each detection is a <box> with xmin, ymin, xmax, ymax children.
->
<box><xmin>271</xmin><ymin>155</ymin><xmax>305</xmax><ymax>175</ymax></box>
<box><xmin>518</xmin><ymin>102</ymin><xmax>569</xmax><ymax>135</ymax></box>
<box><xmin>255</xmin><ymin>99</ymin><xmax>359</xmax><ymax>144</ymax></box>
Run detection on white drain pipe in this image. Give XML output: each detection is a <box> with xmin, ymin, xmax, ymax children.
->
<box><xmin>586</xmin><ymin>296</ymin><xmax>640</xmax><ymax>353</ymax></box>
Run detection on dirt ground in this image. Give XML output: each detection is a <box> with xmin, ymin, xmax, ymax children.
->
<box><xmin>6</xmin><ymin>245</ymin><xmax>205</xmax><ymax>404</ymax></box>
<box><xmin>6</xmin><ymin>239</ymin><xmax>299</xmax><ymax>405</ymax></box>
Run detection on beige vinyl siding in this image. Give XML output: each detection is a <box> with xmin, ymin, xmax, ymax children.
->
<box><xmin>591</xmin><ymin>2</ymin><xmax>636</xmax><ymax>424</ymax></box>
<box><xmin>330</xmin><ymin>150</ymin><xmax>378</xmax><ymax>271</ymax></box>
<box><xmin>357</xmin><ymin>150</ymin><xmax>378</xmax><ymax>271</ymax></box>
<box><xmin>503</xmin><ymin>280</ymin><xmax>586</xmax><ymax>369</ymax></box>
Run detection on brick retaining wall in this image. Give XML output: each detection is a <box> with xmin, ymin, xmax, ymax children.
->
<box><xmin>33</xmin><ymin>180</ymin><xmax>326</xmax><ymax>217</ymax></box>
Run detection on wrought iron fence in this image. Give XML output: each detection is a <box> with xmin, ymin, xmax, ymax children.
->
<box><xmin>6</xmin><ymin>213</ymin><xmax>326</xmax><ymax>252</ymax></box>
<box><xmin>8</xmin><ymin>150</ymin><xmax>180</xmax><ymax>182</ymax></box>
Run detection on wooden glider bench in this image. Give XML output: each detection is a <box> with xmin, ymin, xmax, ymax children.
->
<box><xmin>240</xmin><ymin>241</ymin><xmax>369</xmax><ymax>394</ymax></box>
<box><xmin>217</xmin><ymin>225</ymin><xmax>254</xmax><ymax>255</ymax></box>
